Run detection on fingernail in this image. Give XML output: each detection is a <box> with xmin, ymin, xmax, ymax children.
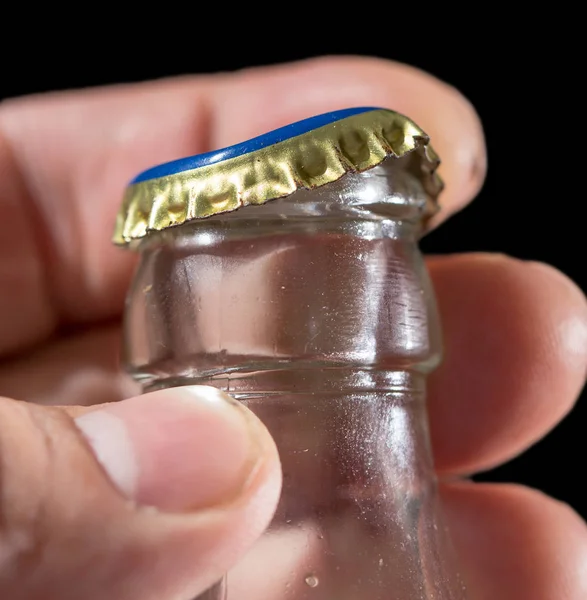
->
<box><xmin>75</xmin><ymin>386</ymin><xmax>263</xmax><ymax>512</ymax></box>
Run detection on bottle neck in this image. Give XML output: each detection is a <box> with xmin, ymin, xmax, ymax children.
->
<box><xmin>123</xmin><ymin>215</ymin><xmax>441</xmax><ymax>389</ymax></box>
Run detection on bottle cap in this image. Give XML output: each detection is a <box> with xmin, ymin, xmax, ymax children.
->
<box><xmin>113</xmin><ymin>107</ymin><xmax>442</xmax><ymax>246</ymax></box>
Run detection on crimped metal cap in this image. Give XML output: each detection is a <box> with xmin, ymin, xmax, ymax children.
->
<box><xmin>113</xmin><ymin>107</ymin><xmax>442</xmax><ymax>246</ymax></box>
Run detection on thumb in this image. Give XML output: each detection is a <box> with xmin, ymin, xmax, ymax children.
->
<box><xmin>0</xmin><ymin>386</ymin><xmax>281</xmax><ymax>600</ymax></box>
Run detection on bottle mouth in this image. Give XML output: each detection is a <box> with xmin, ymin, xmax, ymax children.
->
<box><xmin>213</xmin><ymin>155</ymin><xmax>433</xmax><ymax>223</ymax></box>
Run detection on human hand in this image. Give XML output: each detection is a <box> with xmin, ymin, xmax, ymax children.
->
<box><xmin>0</xmin><ymin>56</ymin><xmax>585</xmax><ymax>600</ymax></box>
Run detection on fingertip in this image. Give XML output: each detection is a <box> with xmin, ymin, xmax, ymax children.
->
<box><xmin>75</xmin><ymin>385</ymin><xmax>281</xmax><ymax>513</ymax></box>
<box><xmin>211</xmin><ymin>55</ymin><xmax>487</xmax><ymax>222</ymax></box>
<box><xmin>443</xmin><ymin>482</ymin><xmax>587</xmax><ymax>600</ymax></box>
<box><xmin>123</xmin><ymin>388</ymin><xmax>282</xmax><ymax>598</ymax></box>
<box><xmin>428</xmin><ymin>253</ymin><xmax>587</xmax><ymax>473</ymax></box>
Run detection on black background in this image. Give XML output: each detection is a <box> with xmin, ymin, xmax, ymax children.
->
<box><xmin>1</xmin><ymin>19</ymin><xmax>583</xmax><ymax>518</ymax></box>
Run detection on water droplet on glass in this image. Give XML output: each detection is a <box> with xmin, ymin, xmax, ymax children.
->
<box><xmin>305</xmin><ymin>574</ymin><xmax>319</xmax><ymax>588</ymax></box>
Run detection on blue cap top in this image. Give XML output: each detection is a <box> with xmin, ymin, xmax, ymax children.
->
<box><xmin>132</xmin><ymin>107</ymin><xmax>378</xmax><ymax>183</ymax></box>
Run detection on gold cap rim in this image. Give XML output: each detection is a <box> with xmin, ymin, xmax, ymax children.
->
<box><xmin>113</xmin><ymin>108</ymin><xmax>442</xmax><ymax>246</ymax></box>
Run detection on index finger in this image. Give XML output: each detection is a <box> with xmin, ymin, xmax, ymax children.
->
<box><xmin>0</xmin><ymin>55</ymin><xmax>486</xmax><ymax>355</ymax></box>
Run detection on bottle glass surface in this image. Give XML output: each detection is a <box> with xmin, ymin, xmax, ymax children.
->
<box><xmin>117</xmin><ymin>108</ymin><xmax>468</xmax><ymax>599</ymax></box>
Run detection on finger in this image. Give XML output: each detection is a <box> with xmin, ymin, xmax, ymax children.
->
<box><xmin>443</xmin><ymin>482</ymin><xmax>587</xmax><ymax>600</ymax></box>
<box><xmin>0</xmin><ymin>387</ymin><xmax>281</xmax><ymax>600</ymax></box>
<box><xmin>0</xmin><ymin>55</ymin><xmax>485</xmax><ymax>355</ymax></box>
<box><xmin>428</xmin><ymin>253</ymin><xmax>587</xmax><ymax>473</ymax></box>
<box><xmin>210</xmin><ymin>56</ymin><xmax>486</xmax><ymax>219</ymax></box>
<box><xmin>1</xmin><ymin>254</ymin><xmax>586</xmax><ymax>477</ymax></box>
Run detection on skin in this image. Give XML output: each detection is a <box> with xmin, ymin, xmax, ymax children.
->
<box><xmin>0</xmin><ymin>55</ymin><xmax>586</xmax><ymax>599</ymax></box>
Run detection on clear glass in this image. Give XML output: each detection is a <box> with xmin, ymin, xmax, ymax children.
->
<box><xmin>122</xmin><ymin>159</ymin><xmax>468</xmax><ymax>599</ymax></box>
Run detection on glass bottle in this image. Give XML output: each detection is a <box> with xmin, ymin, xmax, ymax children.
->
<box><xmin>114</xmin><ymin>108</ymin><xmax>468</xmax><ymax>599</ymax></box>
